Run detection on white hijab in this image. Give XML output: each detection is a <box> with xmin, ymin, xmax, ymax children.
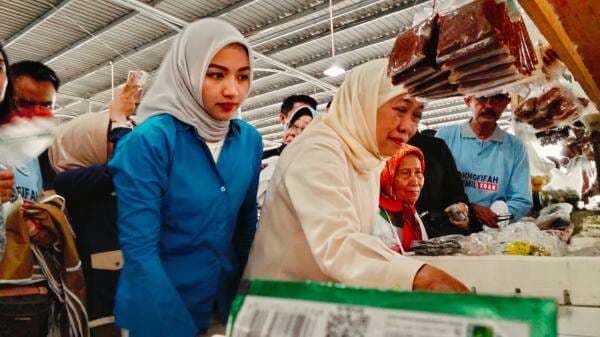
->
<box><xmin>135</xmin><ymin>18</ymin><xmax>253</xmax><ymax>142</ymax></box>
<box><xmin>322</xmin><ymin>59</ymin><xmax>407</xmax><ymax>174</ymax></box>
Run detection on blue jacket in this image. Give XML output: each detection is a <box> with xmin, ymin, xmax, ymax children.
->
<box><xmin>437</xmin><ymin>123</ymin><xmax>532</xmax><ymax>221</ymax></box>
<box><xmin>108</xmin><ymin>114</ymin><xmax>262</xmax><ymax>337</ymax></box>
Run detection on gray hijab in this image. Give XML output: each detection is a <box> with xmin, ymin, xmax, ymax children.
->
<box><xmin>136</xmin><ymin>18</ymin><xmax>253</xmax><ymax>142</ymax></box>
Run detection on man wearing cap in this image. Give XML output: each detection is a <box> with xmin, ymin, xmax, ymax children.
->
<box><xmin>259</xmin><ymin>97</ymin><xmax>318</xmax><ymax>207</ymax></box>
<box><xmin>437</xmin><ymin>94</ymin><xmax>532</xmax><ymax>228</ymax></box>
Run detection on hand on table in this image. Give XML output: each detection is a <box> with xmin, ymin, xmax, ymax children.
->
<box><xmin>413</xmin><ymin>265</ymin><xmax>469</xmax><ymax>293</ymax></box>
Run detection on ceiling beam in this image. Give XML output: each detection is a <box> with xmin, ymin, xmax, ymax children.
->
<box><xmin>245</xmin><ymin>30</ymin><xmax>397</xmax><ymax>101</ymax></box>
<box><xmin>79</xmin><ymin>0</ymin><xmax>338</xmax><ymax>100</ymax></box>
<box><xmin>245</xmin><ymin>0</ymin><xmax>346</xmax><ymax>40</ymax></box>
<box><xmin>210</xmin><ymin>0</ymin><xmax>262</xmax><ymax>17</ymax></box>
<box><xmin>62</xmin><ymin>0</ymin><xmax>343</xmax><ymax>97</ymax></box>
<box><xmin>263</xmin><ymin>0</ymin><xmax>424</xmax><ymax>56</ymax></box>
<box><xmin>41</xmin><ymin>0</ymin><xmax>167</xmax><ymax>65</ymax></box>
<box><xmin>93</xmin><ymin>0</ymin><xmax>412</xmax><ymax>103</ymax></box>
<box><xmin>250</xmin><ymin>0</ymin><xmax>391</xmax><ymax>48</ymax></box>
<box><xmin>108</xmin><ymin>0</ymin><xmax>336</xmax><ymax>91</ymax></box>
<box><xmin>5</xmin><ymin>0</ymin><xmax>74</xmax><ymax>48</ymax></box>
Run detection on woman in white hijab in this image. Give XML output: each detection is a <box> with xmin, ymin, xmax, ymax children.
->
<box><xmin>108</xmin><ymin>18</ymin><xmax>262</xmax><ymax>337</ymax></box>
<box><xmin>245</xmin><ymin>59</ymin><xmax>467</xmax><ymax>292</ymax></box>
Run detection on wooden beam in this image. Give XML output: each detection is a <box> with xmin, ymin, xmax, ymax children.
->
<box><xmin>518</xmin><ymin>0</ymin><xmax>600</xmax><ymax>107</ymax></box>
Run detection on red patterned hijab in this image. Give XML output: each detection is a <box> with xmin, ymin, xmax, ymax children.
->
<box><xmin>379</xmin><ymin>144</ymin><xmax>426</xmax><ymax>251</ymax></box>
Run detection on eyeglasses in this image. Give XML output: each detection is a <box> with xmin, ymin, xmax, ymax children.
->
<box><xmin>13</xmin><ymin>99</ymin><xmax>53</xmax><ymax>111</ymax></box>
<box><xmin>476</xmin><ymin>94</ymin><xmax>510</xmax><ymax>105</ymax></box>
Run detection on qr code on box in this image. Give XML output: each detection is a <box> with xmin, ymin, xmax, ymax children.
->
<box><xmin>326</xmin><ymin>306</ymin><xmax>370</xmax><ymax>337</ymax></box>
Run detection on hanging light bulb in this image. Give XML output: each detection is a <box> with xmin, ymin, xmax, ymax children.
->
<box><xmin>323</xmin><ymin>0</ymin><xmax>346</xmax><ymax>77</ymax></box>
<box><xmin>324</xmin><ymin>64</ymin><xmax>346</xmax><ymax>77</ymax></box>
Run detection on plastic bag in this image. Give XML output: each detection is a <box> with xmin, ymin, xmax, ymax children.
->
<box><xmin>513</xmin><ymin>123</ymin><xmax>555</xmax><ymax>177</ymax></box>
<box><xmin>436</xmin><ymin>0</ymin><xmax>499</xmax><ymax>62</ymax></box>
<box><xmin>388</xmin><ymin>15</ymin><xmax>437</xmax><ymax>85</ymax></box>
<box><xmin>495</xmin><ymin>222</ymin><xmax>567</xmax><ymax>256</ymax></box>
<box><xmin>411</xmin><ymin>235</ymin><xmax>463</xmax><ymax>256</ymax></box>
<box><xmin>514</xmin><ymin>83</ymin><xmax>584</xmax><ymax>131</ymax></box>
<box><xmin>544</xmin><ymin>159</ymin><xmax>585</xmax><ymax>199</ymax></box>
<box><xmin>535</xmin><ymin>203</ymin><xmax>572</xmax><ymax>229</ymax></box>
<box><xmin>0</xmin><ymin>117</ymin><xmax>56</xmax><ymax>168</ymax></box>
<box><xmin>0</xmin><ymin>194</ymin><xmax>23</xmax><ymax>259</ymax></box>
<box><xmin>458</xmin><ymin>231</ymin><xmax>499</xmax><ymax>255</ymax></box>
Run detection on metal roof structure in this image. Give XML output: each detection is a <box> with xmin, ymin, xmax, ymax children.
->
<box><xmin>1</xmin><ymin>0</ymin><xmax>512</xmax><ymax>146</ymax></box>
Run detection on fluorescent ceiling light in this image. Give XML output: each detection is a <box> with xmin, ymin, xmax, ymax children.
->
<box><xmin>323</xmin><ymin>64</ymin><xmax>346</xmax><ymax>77</ymax></box>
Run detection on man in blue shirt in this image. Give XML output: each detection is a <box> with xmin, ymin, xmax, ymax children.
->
<box><xmin>437</xmin><ymin>94</ymin><xmax>532</xmax><ymax>228</ymax></box>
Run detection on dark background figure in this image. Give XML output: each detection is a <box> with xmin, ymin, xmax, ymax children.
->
<box><xmin>49</xmin><ymin>76</ymin><xmax>140</xmax><ymax>337</ymax></box>
<box><xmin>409</xmin><ymin>131</ymin><xmax>482</xmax><ymax>237</ymax></box>
<box><xmin>263</xmin><ymin>94</ymin><xmax>317</xmax><ymax>159</ymax></box>
<box><xmin>0</xmin><ymin>59</ymin><xmax>61</xmax><ymax>337</ymax></box>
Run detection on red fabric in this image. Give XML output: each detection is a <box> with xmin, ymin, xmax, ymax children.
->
<box><xmin>1</xmin><ymin>107</ymin><xmax>53</xmax><ymax>125</ymax></box>
<box><xmin>379</xmin><ymin>144</ymin><xmax>426</xmax><ymax>251</ymax></box>
<box><xmin>379</xmin><ymin>195</ymin><xmax>422</xmax><ymax>252</ymax></box>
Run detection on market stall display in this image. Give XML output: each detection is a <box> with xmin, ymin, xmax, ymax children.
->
<box><xmin>388</xmin><ymin>0</ymin><xmax>539</xmax><ymax>99</ymax></box>
<box><xmin>514</xmin><ymin>85</ymin><xmax>586</xmax><ymax>130</ymax></box>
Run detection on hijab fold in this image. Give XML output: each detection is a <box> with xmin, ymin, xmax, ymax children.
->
<box><xmin>135</xmin><ymin>18</ymin><xmax>253</xmax><ymax>142</ymax></box>
<box><xmin>322</xmin><ymin>59</ymin><xmax>407</xmax><ymax>174</ymax></box>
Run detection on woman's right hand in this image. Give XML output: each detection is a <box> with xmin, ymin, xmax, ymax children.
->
<box><xmin>413</xmin><ymin>264</ymin><xmax>469</xmax><ymax>293</ymax></box>
<box><xmin>0</xmin><ymin>169</ymin><xmax>14</xmax><ymax>203</ymax></box>
<box><xmin>109</xmin><ymin>75</ymin><xmax>142</xmax><ymax>122</ymax></box>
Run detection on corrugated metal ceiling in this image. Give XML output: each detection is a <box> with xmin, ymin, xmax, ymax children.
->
<box><xmin>0</xmin><ymin>0</ymin><xmax>495</xmax><ymax>141</ymax></box>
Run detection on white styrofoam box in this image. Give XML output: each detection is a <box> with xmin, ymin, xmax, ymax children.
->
<box><xmin>415</xmin><ymin>256</ymin><xmax>600</xmax><ymax>306</ymax></box>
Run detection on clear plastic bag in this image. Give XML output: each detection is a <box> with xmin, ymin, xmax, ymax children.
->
<box><xmin>495</xmin><ymin>222</ymin><xmax>567</xmax><ymax>256</ymax></box>
<box><xmin>458</xmin><ymin>230</ymin><xmax>499</xmax><ymax>255</ymax></box>
<box><xmin>388</xmin><ymin>15</ymin><xmax>437</xmax><ymax>85</ymax></box>
<box><xmin>535</xmin><ymin>203</ymin><xmax>573</xmax><ymax>229</ymax></box>
<box><xmin>514</xmin><ymin>83</ymin><xmax>584</xmax><ymax>131</ymax></box>
<box><xmin>0</xmin><ymin>194</ymin><xmax>24</xmax><ymax>260</ymax></box>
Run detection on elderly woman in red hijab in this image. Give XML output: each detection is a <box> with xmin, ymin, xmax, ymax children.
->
<box><xmin>377</xmin><ymin>144</ymin><xmax>429</xmax><ymax>253</ymax></box>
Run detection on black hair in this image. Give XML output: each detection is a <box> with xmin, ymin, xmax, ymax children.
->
<box><xmin>0</xmin><ymin>43</ymin><xmax>13</xmax><ymax>120</ymax></box>
<box><xmin>421</xmin><ymin>129</ymin><xmax>437</xmax><ymax>137</ymax></box>
<box><xmin>280</xmin><ymin>95</ymin><xmax>318</xmax><ymax>116</ymax></box>
<box><xmin>10</xmin><ymin>60</ymin><xmax>60</xmax><ymax>91</ymax></box>
<box><xmin>326</xmin><ymin>99</ymin><xmax>332</xmax><ymax>109</ymax></box>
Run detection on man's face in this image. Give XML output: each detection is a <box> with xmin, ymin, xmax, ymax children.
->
<box><xmin>467</xmin><ymin>94</ymin><xmax>510</xmax><ymax>125</ymax></box>
<box><xmin>11</xmin><ymin>76</ymin><xmax>57</xmax><ymax>113</ymax></box>
<box><xmin>279</xmin><ymin>102</ymin><xmax>311</xmax><ymax>125</ymax></box>
<box><xmin>282</xmin><ymin>115</ymin><xmax>313</xmax><ymax>144</ymax></box>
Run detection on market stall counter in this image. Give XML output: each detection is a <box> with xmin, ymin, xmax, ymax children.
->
<box><xmin>415</xmin><ymin>251</ymin><xmax>600</xmax><ymax>336</ymax></box>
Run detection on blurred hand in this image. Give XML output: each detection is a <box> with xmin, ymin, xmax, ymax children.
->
<box><xmin>445</xmin><ymin>202</ymin><xmax>469</xmax><ymax>229</ymax></box>
<box><xmin>25</xmin><ymin>219</ymin><xmax>53</xmax><ymax>246</ymax></box>
<box><xmin>282</xmin><ymin>128</ymin><xmax>298</xmax><ymax>145</ymax></box>
<box><xmin>413</xmin><ymin>265</ymin><xmax>469</xmax><ymax>293</ymax></box>
<box><xmin>0</xmin><ymin>169</ymin><xmax>15</xmax><ymax>203</ymax></box>
<box><xmin>472</xmin><ymin>203</ymin><xmax>498</xmax><ymax>228</ymax></box>
<box><xmin>109</xmin><ymin>75</ymin><xmax>142</xmax><ymax>122</ymax></box>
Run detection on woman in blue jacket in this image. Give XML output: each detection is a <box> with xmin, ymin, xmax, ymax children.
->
<box><xmin>108</xmin><ymin>18</ymin><xmax>262</xmax><ymax>337</ymax></box>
